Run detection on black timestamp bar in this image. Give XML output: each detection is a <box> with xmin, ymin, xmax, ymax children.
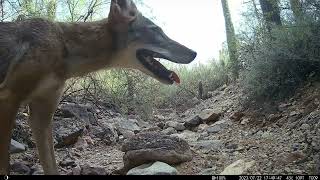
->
<box><xmin>210</xmin><ymin>176</ymin><xmax>319</xmax><ymax>180</ymax></box>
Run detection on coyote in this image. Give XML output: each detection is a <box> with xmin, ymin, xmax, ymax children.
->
<box><xmin>0</xmin><ymin>0</ymin><xmax>196</xmax><ymax>175</ymax></box>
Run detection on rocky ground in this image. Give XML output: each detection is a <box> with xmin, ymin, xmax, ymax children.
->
<box><xmin>9</xmin><ymin>81</ymin><xmax>320</xmax><ymax>175</ymax></box>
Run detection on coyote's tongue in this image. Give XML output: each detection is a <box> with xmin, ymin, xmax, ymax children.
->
<box><xmin>170</xmin><ymin>72</ymin><xmax>180</xmax><ymax>84</ymax></box>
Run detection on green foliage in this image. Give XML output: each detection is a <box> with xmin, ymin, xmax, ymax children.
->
<box><xmin>239</xmin><ymin>15</ymin><xmax>320</xmax><ymax>101</ymax></box>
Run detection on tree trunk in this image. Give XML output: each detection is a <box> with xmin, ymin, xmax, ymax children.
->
<box><xmin>47</xmin><ymin>0</ymin><xmax>57</xmax><ymax>20</ymax></box>
<box><xmin>0</xmin><ymin>0</ymin><xmax>3</xmax><ymax>22</ymax></box>
<box><xmin>221</xmin><ymin>0</ymin><xmax>239</xmax><ymax>79</ymax></box>
<box><xmin>290</xmin><ymin>0</ymin><xmax>303</xmax><ymax>22</ymax></box>
<box><xmin>259</xmin><ymin>0</ymin><xmax>282</xmax><ymax>31</ymax></box>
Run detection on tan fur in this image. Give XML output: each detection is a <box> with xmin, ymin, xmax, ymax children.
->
<box><xmin>0</xmin><ymin>0</ymin><xmax>196</xmax><ymax>175</ymax></box>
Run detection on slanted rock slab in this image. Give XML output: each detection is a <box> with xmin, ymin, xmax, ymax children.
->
<box><xmin>127</xmin><ymin>161</ymin><xmax>178</xmax><ymax>175</ymax></box>
<box><xmin>10</xmin><ymin>139</ymin><xmax>26</xmax><ymax>154</ymax></box>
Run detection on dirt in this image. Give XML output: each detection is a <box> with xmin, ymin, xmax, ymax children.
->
<box><xmin>9</xmin><ymin>81</ymin><xmax>320</xmax><ymax>175</ymax></box>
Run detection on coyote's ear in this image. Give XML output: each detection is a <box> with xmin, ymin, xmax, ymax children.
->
<box><xmin>108</xmin><ymin>0</ymin><xmax>137</xmax><ymax>26</ymax></box>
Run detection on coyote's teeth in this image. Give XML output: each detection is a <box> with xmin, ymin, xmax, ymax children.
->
<box><xmin>169</xmin><ymin>72</ymin><xmax>174</xmax><ymax>80</ymax></box>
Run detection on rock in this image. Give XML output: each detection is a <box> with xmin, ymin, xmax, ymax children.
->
<box><xmin>53</xmin><ymin>115</ymin><xmax>88</xmax><ymax>148</ymax></box>
<box><xmin>154</xmin><ymin>114</ymin><xmax>167</xmax><ymax>121</ymax></box>
<box><xmin>74</xmin><ymin>137</ymin><xmax>88</xmax><ymax>151</ymax></box>
<box><xmin>10</xmin><ymin>139</ymin><xmax>26</xmax><ymax>154</ymax></box>
<box><xmin>135</xmin><ymin>119</ymin><xmax>151</xmax><ymax>129</ymax></box>
<box><xmin>198</xmin><ymin>167</ymin><xmax>217</xmax><ymax>175</ymax></box>
<box><xmin>127</xmin><ymin>161</ymin><xmax>178</xmax><ymax>175</ymax></box>
<box><xmin>11</xmin><ymin>162</ymin><xmax>31</xmax><ymax>175</ymax></box>
<box><xmin>278</xmin><ymin>103</ymin><xmax>291</xmax><ymax>111</ymax></box>
<box><xmin>312</xmin><ymin>136</ymin><xmax>320</xmax><ymax>151</ymax></box>
<box><xmin>304</xmin><ymin>102</ymin><xmax>317</xmax><ymax>115</ymax></box>
<box><xmin>141</xmin><ymin>127</ymin><xmax>161</xmax><ymax>133</ymax></box>
<box><xmin>162</xmin><ymin>127</ymin><xmax>177</xmax><ymax>135</ymax></box>
<box><xmin>12</xmin><ymin>114</ymin><xmax>35</xmax><ymax>148</ymax></box>
<box><xmin>191</xmin><ymin>97</ymin><xmax>201</xmax><ymax>105</ymax></box>
<box><xmin>290</xmin><ymin>111</ymin><xmax>301</xmax><ymax>117</ymax></box>
<box><xmin>261</xmin><ymin>131</ymin><xmax>273</xmax><ymax>139</ymax></box>
<box><xmin>197</xmin><ymin>124</ymin><xmax>209</xmax><ymax>132</ymax></box>
<box><xmin>53</xmin><ymin>120</ymin><xmax>84</xmax><ymax>148</ymax></box>
<box><xmin>59</xmin><ymin>159</ymin><xmax>77</xmax><ymax>168</ymax></box>
<box><xmin>300</xmin><ymin>110</ymin><xmax>320</xmax><ymax>125</ymax></box>
<box><xmin>114</xmin><ymin>118</ymin><xmax>141</xmax><ymax>135</ymax></box>
<box><xmin>165</xmin><ymin>121</ymin><xmax>185</xmax><ymax>131</ymax></box>
<box><xmin>315</xmin><ymin>155</ymin><xmax>320</xmax><ymax>175</ymax></box>
<box><xmin>184</xmin><ymin>116</ymin><xmax>202</xmax><ymax>130</ymax></box>
<box><xmin>285</xmin><ymin>152</ymin><xmax>305</xmax><ymax>163</ymax></box>
<box><xmin>190</xmin><ymin>140</ymin><xmax>223</xmax><ymax>151</ymax></box>
<box><xmin>31</xmin><ymin>164</ymin><xmax>44</xmax><ymax>175</ymax></box>
<box><xmin>72</xmin><ymin>165</ymin><xmax>81</xmax><ymax>175</ymax></box>
<box><xmin>230</xmin><ymin>112</ymin><xmax>244</xmax><ymax>122</ymax></box>
<box><xmin>83</xmin><ymin>136</ymin><xmax>94</xmax><ymax>145</ymax></box>
<box><xmin>206</xmin><ymin>125</ymin><xmax>222</xmax><ymax>134</ymax></box>
<box><xmin>267</xmin><ymin>114</ymin><xmax>282</xmax><ymax>122</ymax></box>
<box><xmin>300</xmin><ymin>124</ymin><xmax>311</xmax><ymax>131</ymax></box>
<box><xmin>241</xmin><ymin>118</ymin><xmax>250</xmax><ymax>125</ymax></box>
<box><xmin>226</xmin><ymin>143</ymin><xmax>238</xmax><ymax>150</ymax></box>
<box><xmin>172</xmin><ymin>130</ymin><xmax>201</xmax><ymax>143</ymax></box>
<box><xmin>198</xmin><ymin>132</ymin><xmax>209</xmax><ymax>141</ymax></box>
<box><xmin>81</xmin><ymin>164</ymin><xmax>107</xmax><ymax>175</ymax></box>
<box><xmin>156</xmin><ymin>122</ymin><xmax>165</xmax><ymax>129</ymax></box>
<box><xmin>90</xmin><ymin>124</ymin><xmax>117</xmax><ymax>145</ymax></box>
<box><xmin>120</xmin><ymin>132</ymin><xmax>192</xmax><ymax>173</ymax></box>
<box><xmin>58</xmin><ymin>103</ymin><xmax>97</xmax><ymax>126</ymax></box>
<box><xmin>220</xmin><ymin>159</ymin><xmax>255</xmax><ymax>175</ymax></box>
<box><xmin>199</xmin><ymin>109</ymin><xmax>221</xmax><ymax>124</ymax></box>
<box><xmin>122</xmin><ymin>130</ymin><xmax>136</xmax><ymax>139</ymax></box>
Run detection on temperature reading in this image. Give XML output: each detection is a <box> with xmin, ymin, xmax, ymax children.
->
<box><xmin>309</xmin><ymin>176</ymin><xmax>318</xmax><ymax>180</ymax></box>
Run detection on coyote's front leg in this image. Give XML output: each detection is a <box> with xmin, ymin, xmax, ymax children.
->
<box><xmin>0</xmin><ymin>98</ymin><xmax>20</xmax><ymax>175</ymax></box>
<box><xmin>28</xmin><ymin>86</ymin><xmax>64</xmax><ymax>175</ymax></box>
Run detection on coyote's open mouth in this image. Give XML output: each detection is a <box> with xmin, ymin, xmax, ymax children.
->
<box><xmin>136</xmin><ymin>49</ymin><xmax>180</xmax><ymax>85</ymax></box>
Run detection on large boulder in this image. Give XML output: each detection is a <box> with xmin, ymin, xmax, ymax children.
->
<box><xmin>119</xmin><ymin>132</ymin><xmax>192</xmax><ymax>174</ymax></box>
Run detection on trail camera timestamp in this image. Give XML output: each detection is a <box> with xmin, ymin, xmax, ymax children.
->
<box><xmin>236</xmin><ymin>176</ymin><xmax>319</xmax><ymax>180</ymax></box>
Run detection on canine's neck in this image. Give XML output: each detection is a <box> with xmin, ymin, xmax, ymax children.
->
<box><xmin>58</xmin><ymin>20</ymin><xmax>116</xmax><ymax>78</ymax></box>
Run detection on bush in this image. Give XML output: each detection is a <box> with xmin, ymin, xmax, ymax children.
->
<box><xmin>239</xmin><ymin>19</ymin><xmax>320</xmax><ymax>101</ymax></box>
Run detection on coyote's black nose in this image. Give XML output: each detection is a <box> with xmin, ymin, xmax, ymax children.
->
<box><xmin>191</xmin><ymin>50</ymin><xmax>197</xmax><ymax>60</ymax></box>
